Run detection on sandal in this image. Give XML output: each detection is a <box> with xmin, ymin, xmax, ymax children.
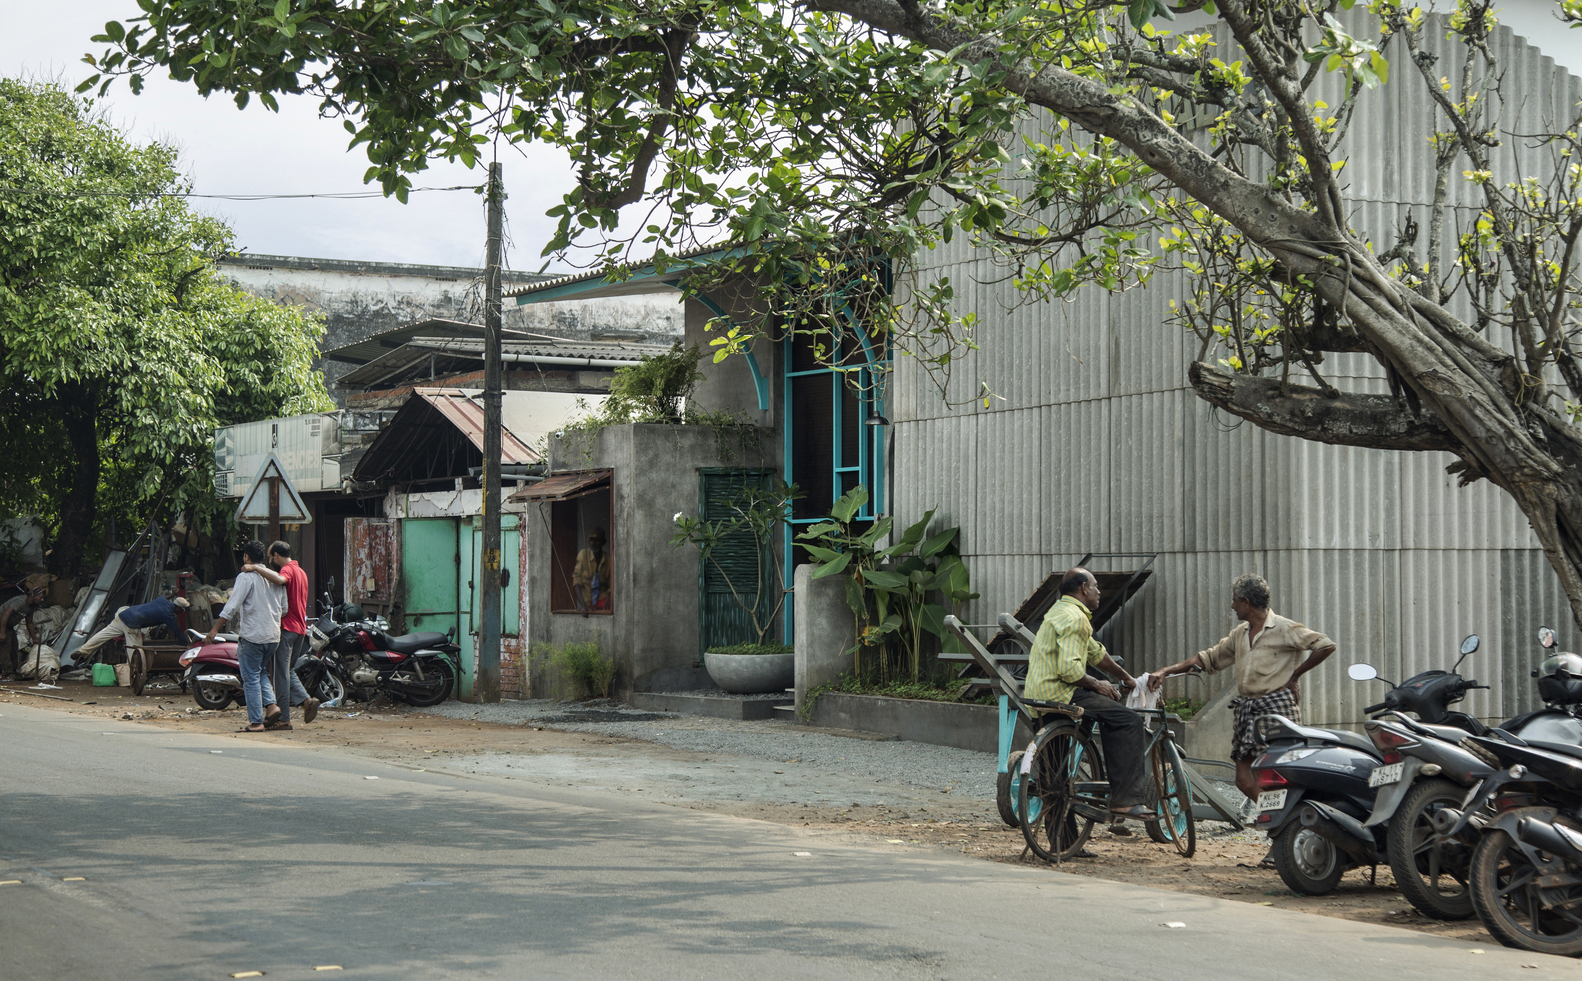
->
<box><xmin>1110</xmin><ymin>805</ymin><xmax>1157</xmax><ymax>821</ymax></box>
<box><xmin>237</xmin><ymin>724</ymin><xmax>266</xmax><ymax>733</ymax></box>
<box><xmin>265</xmin><ymin>721</ymin><xmax>294</xmax><ymax>731</ymax></box>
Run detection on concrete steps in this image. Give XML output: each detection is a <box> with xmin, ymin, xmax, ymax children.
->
<box><xmin>628</xmin><ymin>691</ymin><xmax>779</xmax><ymax>721</ymax></box>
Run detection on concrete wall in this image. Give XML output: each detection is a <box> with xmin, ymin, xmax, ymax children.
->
<box><xmin>522</xmin><ymin>423</ymin><xmax>776</xmax><ymax>696</ymax></box>
<box><xmin>684</xmin><ymin>275</ymin><xmax>781</xmax><ymax>429</ymax></box>
<box><xmin>219</xmin><ymin>254</ymin><xmax>686</xmax><ymax>402</ymax></box>
<box><xmin>792</xmin><ymin>564</ymin><xmax>853</xmax><ymax>710</ymax></box>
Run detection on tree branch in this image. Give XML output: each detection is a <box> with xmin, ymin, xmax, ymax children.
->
<box><xmin>1188</xmin><ymin>361</ymin><xmax>1457</xmax><ymax>451</ymax></box>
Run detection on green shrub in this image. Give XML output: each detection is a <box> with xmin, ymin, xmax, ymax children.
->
<box><xmin>705</xmin><ymin>643</ymin><xmax>794</xmax><ymax>656</ymax></box>
<box><xmin>533</xmin><ymin>640</ymin><xmax>618</xmax><ymax>699</ymax></box>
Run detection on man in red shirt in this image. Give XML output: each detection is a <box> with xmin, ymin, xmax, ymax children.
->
<box><xmin>247</xmin><ymin>540</ymin><xmax>318</xmax><ymax>728</ymax></box>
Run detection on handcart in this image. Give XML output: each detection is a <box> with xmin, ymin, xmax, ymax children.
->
<box><xmin>944</xmin><ymin>613</ymin><xmax>1249</xmax><ymax>863</ymax></box>
<box><xmin>124</xmin><ymin>639</ymin><xmax>191</xmax><ymax>696</ymax></box>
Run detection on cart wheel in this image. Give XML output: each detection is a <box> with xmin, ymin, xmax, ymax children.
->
<box><xmin>997</xmin><ymin>750</ymin><xmax>1025</xmax><ymax>828</ymax></box>
<box><xmin>1152</xmin><ymin>740</ymin><xmax>1196</xmax><ymax>858</ymax></box>
<box><xmin>1018</xmin><ymin>721</ymin><xmax>1104</xmax><ymax>863</ymax></box>
<box><xmin>129</xmin><ymin>649</ymin><xmax>147</xmax><ymax>695</ymax></box>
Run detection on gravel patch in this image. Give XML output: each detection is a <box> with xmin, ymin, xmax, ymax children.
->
<box><xmin>415</xmin><ymin>698</ymin><xmax>997</xmax><ymax>799</ymax></box>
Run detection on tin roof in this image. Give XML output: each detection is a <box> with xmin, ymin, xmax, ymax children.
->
<box><xmin>334</xmin><ymin>336</ymin><xmax>671</xmax><ymax>391</ymax></box>
<box><xmin>322</xmin><ymin>318</ymin><xmax>572</xmax><ymax>366</ymax></box>
<box><xmin>414</xmin><ymin>388</ymin><xmax>540</xmax><ymax>464</ymax></box>
<box><xmin>506</xmin><ymin>244</ymin><xmax>742</xmax><ymax>304</ymax></box>
<box><xmin>514</xmin><ymin>469</ymin><xmax>612</xmax><ymax>501</ymax></box>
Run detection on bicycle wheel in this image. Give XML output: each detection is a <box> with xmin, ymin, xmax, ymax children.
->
<box><xmin>1017</xmin><ymin>722</ymin><xmax>1104</xmax><ymax>863</ymax></box>
<box><xmin>1151</xmin><ymin>739</ymin><xmax>1196</xmax><ymax>858</ymax></box>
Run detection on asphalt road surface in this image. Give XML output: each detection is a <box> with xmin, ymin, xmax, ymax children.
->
<box><xmin>0</xmin><ymin>703</ymin><xmax>1560</xmax><ymax>980</ymax></box>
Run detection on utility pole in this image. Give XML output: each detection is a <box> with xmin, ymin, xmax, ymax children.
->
<box><xmin>477</xmin><ymin>161</ymin><xmax>504</xmax><ymax>704</ymax></box>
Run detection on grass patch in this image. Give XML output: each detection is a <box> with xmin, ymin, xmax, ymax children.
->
<box><xmin>801</xmin><ymin>675</ymin><xmax>995</xmax><ymax>719</ymax></box>
<box><xmin>533</xmin><ymin>640</ymin><xmax>617</xmax><ymax>699</ymax></box>
<box><xmin>1163</xmin><ymin>696</ymin><xmax>1207</xmax><ymax>721</ymax></box>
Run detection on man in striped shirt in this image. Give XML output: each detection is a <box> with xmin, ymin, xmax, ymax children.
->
<box><xmin>1024</xmin><ymin>567</ymin><xmax>1153</xmax><ymax>821</ymax></box>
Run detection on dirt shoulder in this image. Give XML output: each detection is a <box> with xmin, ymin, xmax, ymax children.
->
<box><xmin>6</xmin><ymin>680</ymin><xmax>1488</xmax><ymax>944</ymax></box>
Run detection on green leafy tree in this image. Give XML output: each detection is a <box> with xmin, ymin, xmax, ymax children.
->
<box><xmin>84</xmin><ymin>0</ymin><xmax>1582</xmax><ymax>627</ymax></box>
<box><xmin>0</xmin><ymin>79</ymin><xmax>330</xmax><ymax>575</ymax></box>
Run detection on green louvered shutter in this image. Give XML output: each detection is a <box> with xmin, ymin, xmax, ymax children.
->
<box><xmin>698</xmin><ymin>468</ymin><xmax>773</xmax><ymax>660</ymax></box>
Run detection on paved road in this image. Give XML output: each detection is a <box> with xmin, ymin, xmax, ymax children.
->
<box><xmin>0</xmin><ymin>703</ymin><xmax>1558</xmax><ymax>980</ymax></box>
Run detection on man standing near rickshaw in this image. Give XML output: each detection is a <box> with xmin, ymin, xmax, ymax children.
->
<box><xmin>1149</xmin><ymin>574</ymin><xmax>1336</xmax><ymax>802</ymax></box>
<box><xmin>1025</xmin><ymin>567</ymin><xmax>1155</xmax><ymax>822</ymax></box>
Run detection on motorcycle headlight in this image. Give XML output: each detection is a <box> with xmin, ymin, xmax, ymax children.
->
<box><xmin>179</xmin><ymin>648</ymin><xmax>200</xmax><ymax>666</ymax></box>
<box><xmin>1274</xmin><ymin>748</ymin><xmax>1319</xmax><ymax>764</ymax></box>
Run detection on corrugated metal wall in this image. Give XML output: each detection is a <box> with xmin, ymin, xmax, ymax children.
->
<box><xmin>895</xmin><ymin>16</ymin><xmax>1582</xmax><ymax>727</ymax></box>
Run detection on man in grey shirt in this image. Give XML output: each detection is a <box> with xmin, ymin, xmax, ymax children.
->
<box><xmin>204</xmin><ymin>540</ymin><xmax>287</xmax><ymax>732</ymax></box>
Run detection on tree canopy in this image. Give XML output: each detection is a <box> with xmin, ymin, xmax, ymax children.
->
<box><xmin>0</xmin><ymin>79</ymin><xmax>331</xmax><ymax>575</ymax></box>
<box><xmin>84</xmin><ymin>0</ymin><xmax>1582</xmax><ymax>626</ymax></box>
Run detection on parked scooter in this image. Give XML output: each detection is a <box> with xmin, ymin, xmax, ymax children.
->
<box><xmin>1354</xmin><ymin>629</ymin><xmax>1582</xmax><ymax>920</ymax></box>
<box><xmin>1249</xmin><ymin>633</ymin><xmax>1495</xmax><ymax>896</ymax></box>
<box><xmin>179</xmin><ymin>628</ymin><xmax>344</xmax><ymax>711</ymax></box>
<box><xmin>306</xmin><ymin>591</ymin><xmax>459</xmax><ymax>706</ymax></box>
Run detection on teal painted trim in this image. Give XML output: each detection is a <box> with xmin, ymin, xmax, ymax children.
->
<box><xmin>998</xmin><ymin>694</ymin><xmax>1014</xmax><ymax>774</ymax></box>
<box><xmin>782</xmin><ymin>329</ymin><xmax>795</xmax><ymax>647</ymax></box>
<box><xmin>692</xmin><ymin>293</ymin><xmax>769</xmax><ymax>412</ymax></box>
<box><xmin>512</xmin><ymin>247</ymin><xmax>748</xmax><ymax>305</ymax></box>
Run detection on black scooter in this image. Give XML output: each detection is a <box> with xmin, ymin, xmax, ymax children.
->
<box><xmin>1249</xmin><ymin>633</ymin><xmax>1491</xmax><ymax>896</ymax></box>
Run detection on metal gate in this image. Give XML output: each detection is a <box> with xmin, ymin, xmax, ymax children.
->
<box><xmin>401</xmin><ymin>514</ymin><xmax>519</xmax><ymax>702</ymax></box>
<box><xmin>698</xmin><ymin>469</ymin><xmax>774</xmax><ymax>659</ymax></box>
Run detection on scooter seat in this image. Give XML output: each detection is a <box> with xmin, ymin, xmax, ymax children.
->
<box><xmin>1276</xmin><ymin>717</ymin><xmax>1378</xmax><ymax>755</ymax></box>
<box><xmin>1523</xmin><ymin>739</ymin><xmax>1582</xmax><ymax>760</ymax></box>
<box><xmin>385</xmin><ymin>631</ymin><xmax>447</xmax><ymax>654</ymax></box>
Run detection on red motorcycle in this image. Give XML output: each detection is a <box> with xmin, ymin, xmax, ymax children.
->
<box><xmin>180</xmin><ymin>628</ymin><xmax>344</xmax><ymax>711</ymax></box>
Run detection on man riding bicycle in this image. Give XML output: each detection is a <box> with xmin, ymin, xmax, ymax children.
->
<box><xmin>1024</xmin><ymin>567</ymin><xmax>1154</xmax><ymax>822</ymax></box>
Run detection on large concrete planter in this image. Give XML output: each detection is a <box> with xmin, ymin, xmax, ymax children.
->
<box><xmin>703</xmin><ymin>652</ymin><xmax>794</xmax><ymax>694</ymax></box>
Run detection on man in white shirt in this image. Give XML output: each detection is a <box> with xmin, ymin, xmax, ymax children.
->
<box><xmin>204</xmin><ymin>540</ymin><xmax>287</xmax><ymax>733</ymax></box>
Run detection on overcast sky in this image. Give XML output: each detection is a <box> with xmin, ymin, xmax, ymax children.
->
<box><xmin>0</xmin><ymin>0</ymin><xmax>581</xmax><ymax>271</ymax></box>
<box><xmin>5</xmin><ymin>2</ymin><xmax>1582</xmax><ymax>272</ymax></box>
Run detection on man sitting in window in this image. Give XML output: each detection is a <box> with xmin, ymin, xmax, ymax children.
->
<box><xmin>573</xmin><ymin>527</ymin><xmax>612</xmax><ymax>613</ymax></box>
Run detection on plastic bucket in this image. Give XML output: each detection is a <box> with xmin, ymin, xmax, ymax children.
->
<box><xmin>92</xmin><ymin>662</ymin><xmax>116</xmax><ymax>687</ymax></box>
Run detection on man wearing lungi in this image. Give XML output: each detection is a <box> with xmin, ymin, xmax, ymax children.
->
<box><xmin>1149</xmin><ymin>574</ymin><xmax>1336</xmax><ymax>802</ymax></box>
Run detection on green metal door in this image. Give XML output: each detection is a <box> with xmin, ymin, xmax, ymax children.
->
<box><xmin>459</xmin><ymin>513</ymin><xmax>520</xmax><ymax>701</ymax></box>
<box><xmin>457</xmin><ymin>521</ymin><xmax>476</xmax><ymax>700</ymax></box>
<box><xmin>698</xmin><ymin>469</ymin><xmax>773</xmax><ymax>659</ymax></box>
<box><xmin>402</xmin><ymin>516</ymin><xmax>461</xmax><ymax>652</ymax></box>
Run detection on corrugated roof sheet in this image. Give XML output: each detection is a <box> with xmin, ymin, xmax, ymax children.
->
<box><xmin>513</xmin><ymin>469</ymin><xmax>612</xmax><ymax>501</ymax></box>
<box><xmin>414</xmin><ymin>388</ymin><xmax>540</xmax><ymax>465</ymax></box>
<box><xmin>505</xmin><ymin>242</ymin><xmax>741</xmax><ymax>301</ymax></box>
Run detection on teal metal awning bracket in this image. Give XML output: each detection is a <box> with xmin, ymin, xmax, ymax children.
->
<box><xmin>689</xmin><ymin>292</ymin><xmax>769</xmax><ymax>412</ymax></box>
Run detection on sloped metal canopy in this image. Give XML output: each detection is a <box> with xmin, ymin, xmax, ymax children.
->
<box><xmin>514</xmin><ymin>469</ymin><xmax>611</xmax><ymax>502</ymax></box>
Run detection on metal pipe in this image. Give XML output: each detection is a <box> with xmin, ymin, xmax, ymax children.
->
<box><xmin>1299</xmin><ymin>802</ymin><xmax>1375</xmax><ymax>863</ymax></box>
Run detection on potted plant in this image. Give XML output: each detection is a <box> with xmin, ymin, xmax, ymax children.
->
<box><xmin>673</xmin><ymin>481</ymin><xmax>800</xmax><ymax>693</ymax></box>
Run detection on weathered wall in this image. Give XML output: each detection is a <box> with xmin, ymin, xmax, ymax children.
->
<box><xmin>895</xmin><ymin>17</ymin><xmax>1582</xmax><ymax>729</ymax></box>
<box><xmin>219</xmin><ymin>254</ymin><xmax>685</xmax><ymax>402</ymax></box>
<box><xmin>521</xmin><ymin>423</ymin><xmax>775</xmax><ymax>696</ymax></box>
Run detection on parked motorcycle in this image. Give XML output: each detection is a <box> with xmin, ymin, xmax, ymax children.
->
<box><xmin>1354</xmin><ymin>629</ymin><xmax>1582</xmax><ymax>920</ymax></box>
<box><xmin>179</xmin><ymin>628</ymin><xmax>344</xmax><ymax>711</ymax></box>
<box><xmin>307</xmin><ymin>592</ymin><xmax>459</xmax><ymax>707</ymax></box>
<box><xmin>1424</xmin><ymin>626</ymin><xmax>1582</xmax><ymax>955</ymax></box>
<box><xmin>1249</xmin><ymin>633</ymin><xmax>1494</xmax><ymax>897</ymax></box>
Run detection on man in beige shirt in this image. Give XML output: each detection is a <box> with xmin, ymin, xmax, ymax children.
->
<box><xmin>1150</xmin><ymin>574</ymin><xmax>1335</xmax><ymax>800</ymax></box>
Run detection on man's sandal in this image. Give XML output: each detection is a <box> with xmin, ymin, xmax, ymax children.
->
<box><xmin>1111</xmin><ymin>805</ymin><xmax>1157</xmax><ymax>821</ymax></box>
<box><xmin>237</xmin><ymin>724</ymin><xmax>266</xmax><ymax>733</ymax></box>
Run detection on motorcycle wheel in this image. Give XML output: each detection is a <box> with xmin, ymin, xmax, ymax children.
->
<box><xmin>190</xmin><ymin>673</ymin><xmax>233</xmax><ymax>711</ymax></box>
<box><xmin>398</xmin><ymin>658</ymin><xmax>456</xmax><ymax>707</ymax></box>
<box><xmin>1471</xmin><ymin>824</ymin><xmax>1582</xmax><ymax>955</ymax></box>
<box><xmin>1273</xmin><ymin>821</ymin><xmax>1344</xmax><ymax>895</ymax></box>
<box><xmin>301</xmin><ymin>666</ymin><xmax>344</xmax><ymax>706</ymax></box>
<box><xmin>1388</xmin><ymin>777</ymin><xmax>1475</xmax><ymax>920</ymax></box>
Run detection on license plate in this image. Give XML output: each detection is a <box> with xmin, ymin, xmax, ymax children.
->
<box><xmin>1368</xmin><ymin>762</ymin><xmax>1404</xmax><ymax>788</ymax></box>
<box><xmin>1257</xmin><ymin>790</ymin><xmax>1287</xmax><ymax>811</ymax></box>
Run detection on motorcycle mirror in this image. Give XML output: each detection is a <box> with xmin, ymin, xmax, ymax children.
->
<box><xmin>1347</xmin><ymin>663</ymin><xmax>1379</xmax><ymax>682</ymax></box>
<box><xmin>1460</xmin><ymin>634</ymin><xmax>1480</xmax><ymax>656</ymax></box>
<box><xmin>1540</xmin><ymin>626</ymin><xmax>1558</xmax><ymax>649</ymax></box>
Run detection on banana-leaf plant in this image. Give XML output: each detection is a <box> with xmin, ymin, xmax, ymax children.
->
<box><xmin>797</xmin><ymin>486</ymin><xmax>977</xmax><ymax>682</ymax></box>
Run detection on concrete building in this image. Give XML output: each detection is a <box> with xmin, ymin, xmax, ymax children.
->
<box><xmin>217</xmin><ymin>253</ymin><xmax>685</xmax><ymax>399</ymax></box>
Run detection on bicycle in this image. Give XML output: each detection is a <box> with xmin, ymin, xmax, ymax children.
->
<box><xmin>1015</xmin><ymin>703</ymin><xmax>1195</xmax><ymax>862</ymax></box>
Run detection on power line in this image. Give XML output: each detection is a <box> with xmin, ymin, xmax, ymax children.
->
<box><xmin>0</xmin><ymin>184</ymin><xmax>483</xmax><ymax>200</ymax></box>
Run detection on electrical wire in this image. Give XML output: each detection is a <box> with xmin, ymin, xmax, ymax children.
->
<box><xmin>0</xmin><ymin>184</ymin><xmax>483</xmax><ymax>200</ymax></box>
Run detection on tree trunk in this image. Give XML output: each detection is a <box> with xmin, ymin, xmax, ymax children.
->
<box><xmin>50</xmin><ymin>387</ymin><xmax>100</xmax><ymax>578</ymax></box>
